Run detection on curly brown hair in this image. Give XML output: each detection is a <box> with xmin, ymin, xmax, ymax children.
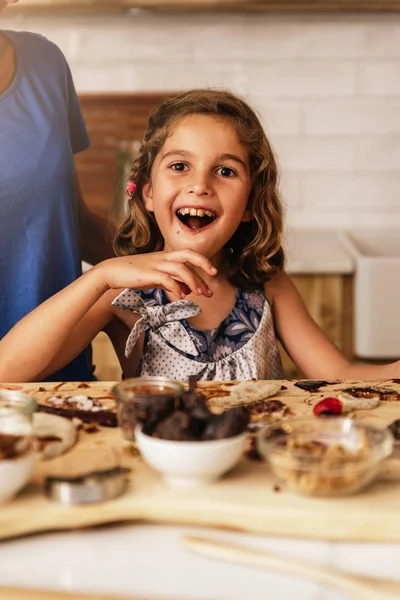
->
<box><xmin>114</xmin><ymin>89</ymin><xmax>285</xmax><ymax>289</ymax></box>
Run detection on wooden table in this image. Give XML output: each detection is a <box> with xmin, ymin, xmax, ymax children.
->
<box><xmin>1</xmin><ymin>379</ymin><xmax>400</xmax><ymax>544</ymax></box>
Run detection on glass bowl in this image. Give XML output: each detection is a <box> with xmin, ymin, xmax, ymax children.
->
<box><xmin>0</xmin><ymin>390</ymin><xmax>36</xmax><ymax>421</ymax></box>
<box><xmin>257</xmin><ymin>417</ymin><xmax>393</xmax><ymax>497</ymax></box>
<box><xmin>112</xmin><ymin>377</ymin><xmax>184</xmax><ymax>441</ymax></box>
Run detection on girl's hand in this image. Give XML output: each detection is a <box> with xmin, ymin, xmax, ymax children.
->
<box><xmin>95</xmin><ymin>250</ymin><xmax>217</xmax><ymax>299</ymax></box>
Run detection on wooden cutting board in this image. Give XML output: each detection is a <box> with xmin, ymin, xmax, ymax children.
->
<box><xmin>1</xmin><ymin>379</ymin><xmax>400</xmax><ymax>543</ymax></box>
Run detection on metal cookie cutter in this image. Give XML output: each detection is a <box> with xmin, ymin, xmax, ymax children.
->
<box><xmin>44</xmin><ymin>466</ymin><xmax>130</xmax><ymax>505</ymax></box>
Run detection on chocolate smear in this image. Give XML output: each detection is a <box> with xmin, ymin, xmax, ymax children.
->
<box><xmin>247</xmin><ymin>399</ymin><xmax>286</xmax><ymax>417</ymax></box>
<box><xmin>294</xmin><ymin>380</ymin><xmax>336</xmax><ymax>392</ymax></box>
<box><xmin>0</xmin><ymin>433</ymin><xmax>31</xmax><ymax>460</ymax></box>
<box><xmin>388</xmin><ymin>419</ymin><xmax>400</xmax><ymax>441</ymax></box>
<box><xmin>343</xmin><ymin>387</ymin><xmax>400</xmax><ymax>401</ymax></box>
<box><xmin>245</xmin><ymin>437</ymin><xmax>264</xmax><ymax>462</ymax></box>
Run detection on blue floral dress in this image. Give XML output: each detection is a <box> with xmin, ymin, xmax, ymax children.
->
<box><xmin>112</xmin><ymin>287</ymin><xmax>284</xmax><ymax>381</ymax></box>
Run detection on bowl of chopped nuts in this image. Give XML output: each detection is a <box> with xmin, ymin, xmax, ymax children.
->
<box><xmin>257</xmin><ymin>418</ymin><xmax>393</xmax><ymax>496</ymax></box>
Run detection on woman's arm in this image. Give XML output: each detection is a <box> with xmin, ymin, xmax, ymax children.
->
<box><xmin>266</xmin><ymin>271</ymin><xmax>400</xmax><ymax>380</ymax></box>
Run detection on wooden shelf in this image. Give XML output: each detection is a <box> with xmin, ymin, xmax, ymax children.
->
<box><xmin>74</xmin><ymin>92</ymin><xmax>172</xmax><ymax>219</ymax></box>
<box><xmin>9</xmin><ymin>0</ymin><xmax>400</xmax><ymax>14</ymax></box>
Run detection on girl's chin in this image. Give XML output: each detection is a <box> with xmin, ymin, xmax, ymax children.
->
<box><xmin>165</xmin><ymin>241</ymin><xmax>222</xmax><ymax>260</ymax></box>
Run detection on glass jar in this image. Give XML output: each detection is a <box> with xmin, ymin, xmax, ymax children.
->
<box><xmin>0</xmin><ymin>390</ymin><xmax>36</xmax><ymax>422</ymax></box>
<box><xmin>112</xmin><ymin>377</ymin><xmax>183</xmax><ymax>441</ymax></box>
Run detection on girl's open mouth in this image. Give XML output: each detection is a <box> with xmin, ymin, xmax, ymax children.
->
<box><xmin>176</xmin><ymin>207</ymin><xmax>217</xmax><ymax>231</ymax></box>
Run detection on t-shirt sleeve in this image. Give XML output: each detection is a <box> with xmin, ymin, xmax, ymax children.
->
<box><xmin>66</xmin><ymin>64</ymin><xmax>90</xmax><ymax>155</ymax></box>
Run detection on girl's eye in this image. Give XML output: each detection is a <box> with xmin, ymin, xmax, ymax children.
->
<box><xmin>170</xmin><ymin>162</ymin><xmax>188</xmax><ymax>172</ymax></box>
<box><xmin>217</xmin><ymin>166</ymin><xmax>236</xmax><ymax>178</ymax></box>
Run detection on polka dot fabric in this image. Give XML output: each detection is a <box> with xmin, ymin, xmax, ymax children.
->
<box><xmin>112</xmin><ymin>289</ymin><xmax>202</xmax><ymax>357</ymax></box>
<box><xmin>114</xmin><ymin>287</ymin><xmax>284</xmax><ymax>381</ymax></box>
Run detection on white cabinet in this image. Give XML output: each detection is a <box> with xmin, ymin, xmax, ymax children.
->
<box><xmin>342</xmin><ymin>230</ymin><xmax>400</xmax><ymax>359</ymax></box>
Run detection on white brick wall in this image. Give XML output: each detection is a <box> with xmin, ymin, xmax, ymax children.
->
<box><xmin>3</xmin><ymin>10</ymin><xmax>400</xmax><ymax>228</ymax></box>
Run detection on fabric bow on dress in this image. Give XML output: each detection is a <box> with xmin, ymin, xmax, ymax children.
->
<box><xmin>112</xmin><ymin>289</ymin><xmax>202</xmax><ymax>358</ymax></box>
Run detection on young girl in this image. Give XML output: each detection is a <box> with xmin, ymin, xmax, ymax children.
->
<box><xmin>0</xmin><ymin>89</ymin><xmax>399</xmax><ymax>383</ymax></box>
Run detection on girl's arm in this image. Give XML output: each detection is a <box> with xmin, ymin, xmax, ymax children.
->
<box><xmin>0</xmin><ymin>267</ymin><xmax>115</xmax><ymax>382</ymax></box>
<box><xmin>0</xmin><ymin>250</ymin><xmax>217</xmax><ymax>383</ymax></box>
<box><xmin>266</xmin><ymin>271</ymin><xmax>400</xmax><ymax>380</ymax></box>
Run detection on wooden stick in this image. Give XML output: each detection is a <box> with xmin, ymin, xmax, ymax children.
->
<box><xmin>181</xmin><ymin>535</ymin><xmax>400</xmax><ymax>600</ymax></box>
<box><xmin>8</xmin><ymin>0</ymin><xmax>400</xmax><ymax>13</ymax></box>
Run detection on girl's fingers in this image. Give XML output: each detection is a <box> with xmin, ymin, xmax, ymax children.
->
<box><xmin>102</xmin><ymin>252</ymin><xmax>216</xmax><ymax>297</ymax></box>
<box><xmin>178</xmin><ymin>282</ymin><xmax>192</xmax><ymax>296</ymax></box>
<box><xmin>152</xmin><ymin>272</ymin><xmax>190</xmax><ymax>299</ymax></box>
<box><xmin>158</xmin><ymin>261</ymin><xmax>212</xmax><ymax>297</ymax></box>
<box><xmin>164</xmin><ymin>250</ymin><xmax>218</xmax><ymax>276</ymax></box>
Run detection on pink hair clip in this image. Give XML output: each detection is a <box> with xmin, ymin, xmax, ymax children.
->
<box><xmin>126</xmin><ymin>181</ymin><xmax>137</xmax><ymax>197</ymax></box>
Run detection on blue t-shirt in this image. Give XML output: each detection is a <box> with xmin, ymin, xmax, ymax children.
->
<box><xmin>0</xmin><ymin>31</ymin><xmax>93</xmax><ymax>381</ymax></box>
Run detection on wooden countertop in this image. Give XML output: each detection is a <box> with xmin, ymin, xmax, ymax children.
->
<box><xmin>1</xmin><ymin>379</ymin><xmax>400</xmax><ymax>543</ymax></box>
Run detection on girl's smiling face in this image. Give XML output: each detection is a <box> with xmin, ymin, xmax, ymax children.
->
<box><xmin>142</xmin><ymin>114</ymin><xmax>252</xmax><ymax>264</ymax></box>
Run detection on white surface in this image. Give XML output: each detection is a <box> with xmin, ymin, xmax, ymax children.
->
<box><xmin>1</xmin><ymin>523</ymin><xmax>400</xmax><ymax>600</ymax></box>
<box><xmin>283</xmin><ymin>229</ymin><xmax>354</xmax><ymax>274</ymax></box>
<box><xmin>135</xmin><ymin>427</ymin><xmax>246</xmax><ymax>488</ymax></box>
<box><xmin>341</xmin><ymin>230</ymin><xmax>400</xmax><ymax>358</ymax></box>
<box><xmin>81</xmin><ymin>261</ymin><xmax>92</xmax><ymax>274</ymax></box>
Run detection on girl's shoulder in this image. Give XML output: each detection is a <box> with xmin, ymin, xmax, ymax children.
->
<box><xmin>263</xmin><ymin>269</ymin><xmax>292</xmax><ymax>307</ymax></box>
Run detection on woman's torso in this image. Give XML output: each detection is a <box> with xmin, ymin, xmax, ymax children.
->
<box><xmin>0</xmin><ymin>31</ymin><xmax>91</xmax><ymax>380</ymax></box>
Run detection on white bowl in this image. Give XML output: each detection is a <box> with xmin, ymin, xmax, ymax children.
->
<box><xmin>135</xmin><ymin>426</ymin><xmax>247</xmax><ymax>488</ymax></box>
<box><xmin>0</xmin><ymin>449</ymin><xmax>36</xmax><ymax>503</ymax></box>
<box><xmin>0</xmin><ymin>409</ymin><xmax>37</xmax><ymax>503</ymax></box>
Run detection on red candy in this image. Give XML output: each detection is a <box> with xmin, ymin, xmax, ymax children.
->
<box><xmin>313</xmin><ymin>397</ymin><xmax>343</xmax><ymax>417</ymax></box>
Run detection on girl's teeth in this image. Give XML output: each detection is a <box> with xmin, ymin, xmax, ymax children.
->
<box><xmin>177</xmin><ymin>208</ymin><xmax>215</xmax><ymax>217</ymax></box>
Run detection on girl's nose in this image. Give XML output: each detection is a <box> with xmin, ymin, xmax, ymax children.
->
<box><xmin>186</xmin><ymin>172</ymin><xmax>211</xmax><ymax>196</ymax></box>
